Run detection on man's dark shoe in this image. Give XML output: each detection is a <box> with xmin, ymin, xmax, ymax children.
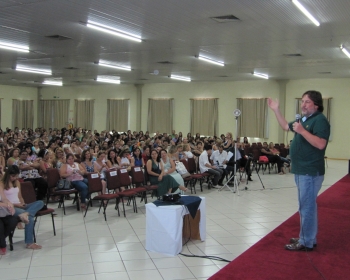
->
<box><xmin>289</xmin><ymin>237</ymin><xmax>317</xmax><ymax>247</ymax></box>
<box><xmin>248</xmin><ymin>176</ymin><xmax>253</xmax><ymax>181</ymax></box>
<box><xmin>285</xmin><ymin>242</ymin><xmax>313</xmax><ymax>251</ymax></box>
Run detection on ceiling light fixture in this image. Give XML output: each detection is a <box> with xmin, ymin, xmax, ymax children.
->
<box><xmin>16</xmin><ymin>66</ymin><xmax>52</xmax><ymax>75</ymax></box>
<box><xmin>340</xmin><ymin>45</ymin><xmax>350</xmax><ymax>59</ymax></box>
<box><xmin>96</xmin><ymin>76</ymin><xmax>121</xmax><ymax>84</ymax></box>
<box><xmin>253</xmin><ymin>72</ymin><xmax>269</xmax><ymax>79</ymax></box>
<box><xmin>0</xmin><ymin>42</ymin><xmax>29</xmax><ymax>53</ymax></box>
<box><xmin>292</xmin><ymin>0</ymin><xmax>320</xmax><ymax>26</ymax></box>
<box><xmin>86</xmin><ymin>20</ymin><xmax>142</xmax><ymax>42</ymax></box>
<box><xmin>196</xmin><ymin>55</ymin><xmax>225</xmax><ymax>66</ymax></box>
<box><xmin>170</xmin><ymin>75</ymin><xmax>191</xmax><ymax>82</ymax></box>
<box><xmin>42</xmin><ymin>80</ymin><xmax>63</xmax><ymax>86</ymax></box>
<box><xmin>98</xmin><ymin>61</ymin><xmax>132</xmax><ymax>71</ymax></box>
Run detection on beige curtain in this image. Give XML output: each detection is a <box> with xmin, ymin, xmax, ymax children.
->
<box><xmin>12</xmin><ymin>100</ymin><xmax>34</xmax><ymax>128</ymax></box>
<box><xmin>107</xmin><ymin>99</ymin><xmax>129</xmax><ymax>131</ymax></box>
<box><xmin>39</xmin><ymin>100</ymin><xmax>70</xmax><ymax>129</ymax></box>
<box><xmin>237</xmin><ymin>98</ymin><xmax>267</xmax><ymax>138</ymax></box>
<box><xmin>147</xmin><ymin>99</ymin><xmax>173</xmax><ymax>134</ymax></box>
<box><xmin>190</xmin><ymin>98</ymin><xmax>218</xmax><ymax>136</ymax></box>
<box><xmin>295</xmin><ymin>97</ymin><xmax>332</xmax><ymax>122</ymax></box>
<box><xmin>75</xmin><ymin>100</ymin><xmax>94</xmax><ymax>129</ymax></box>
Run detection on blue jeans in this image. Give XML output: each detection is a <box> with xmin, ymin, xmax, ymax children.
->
<box><xmin>15</xmin><ymin>201</ymin><xmax>44</xmax><ymax>244</ymax></box>
<box><xmin>294</xmin><ymin>174</ymin><xmax>324</xmax><ymax>248</ymax></box>
<box><xmin>71</xmin><ymin>179</ymin><xmax>89</xmax><ymax>204</ymax></box>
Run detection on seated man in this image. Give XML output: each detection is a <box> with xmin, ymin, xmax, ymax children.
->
<box><xmin>210</xmin><ymin>145</ymin><xmax>227</xmax><ymax>186</ymax></box>
<box><xmin>199</xmin><ymin>144</ymin><xmax>223</xmax><ymax>189</ymax></box>
<box><xmin>14</xmin><ymin>149</ymin><xmax>48</xmax><ymax>202</ymax></box>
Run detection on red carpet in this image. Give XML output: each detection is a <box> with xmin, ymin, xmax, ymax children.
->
<box><xmin>210</xmin><ymin>174</ymin><xmax>350</xmax><ymax>280</ymax></box>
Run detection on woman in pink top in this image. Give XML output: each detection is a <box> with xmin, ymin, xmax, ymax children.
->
<box><xmin>59</xmin><ymin>153</ymin><xmax>88</xmax><ymax>209</ymax></box>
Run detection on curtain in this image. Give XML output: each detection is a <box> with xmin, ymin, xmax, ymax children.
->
<box><xmin>12</xmin><ymin>100</ymin><xmax>34</xmax><ymax>128</ymax></box>
<box><xmin>75</xmin><ymin>100</ymin><xmax>94</xmax><ymax>129</ymax></box>
<box><xmin>107</xmin><ymin>99</ymin><xmax>129</xmax><ymax>131</ymax></box>
<box><xmin>147</xmin><ymin>99</ymin><xmax>173</xmax><ymax>134</ymax></box>
<box><xmin>39</xmin><ymin>100</ymin><xmax>70</xmax><ymax>129</ymax></box>
<box><xmin>190</xmin><ymin>99</ymin><xmax>218</xmax><ymax>136</ymax></box>
<box><xmin>237</xmin><ymin>98</ymin><xmax>268</xmax><ymax>138</ymax></box>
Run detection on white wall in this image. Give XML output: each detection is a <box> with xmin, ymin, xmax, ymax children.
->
<box><xmin>0</xmin><ymin>84</ymin><xmax>38</xmax><ymax>128</ymax></box>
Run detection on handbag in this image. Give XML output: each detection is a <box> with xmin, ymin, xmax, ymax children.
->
<box><xmin>175</xmin><ymin>161</ymin><xmax>191</xmax><ymax>178</ymax></box>
<box><xmin>0</xmin><ymin>206</ymin><xmax>12</xmax><ymax>217</ymax></box>
<box><xmin>259</xmin><ymin>156</ymin><xmax>269</xmax><ymax>163</ymax></box>
<box><xmin>56</xmin><ymin>179</ymin><xmax>72</xmax><ymax>191</ymax></box>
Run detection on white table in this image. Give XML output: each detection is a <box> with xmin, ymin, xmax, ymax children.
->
<box><xmin>145</xmin><ymin>196</ymin><xmax>206</xmax><ymax>256</ymax></box>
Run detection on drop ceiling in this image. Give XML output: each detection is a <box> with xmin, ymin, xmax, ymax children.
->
<box><xmin>0</xmin><ymin>0</ymin><xmax>350</xmax><ymax>87</ymax></box>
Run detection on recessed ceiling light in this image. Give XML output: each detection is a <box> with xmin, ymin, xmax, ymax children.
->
<box><xmin>97</xmin><ymin>61</ymin><xmax>131</xmax><ymax>71</ymax></box>
<box><xmin>253</xmin><ymin>72</ymin><xmax>269</xmax><ymax>79</ymax></box>
<box><xmin>292</xmin><ymin>0</ymin><xmax>320</xmax><ymax>26</ymax></box>
<box><xmin>86</xmin><ymin>20</ymin><xmax>142</xmax><ymax>42</ymax></box>
<box><xmin>43</xmin><ymin>79</ymin><xmax>63</xmax><ymax>86</ymax></box>
<box><xmin>16</xmin><ymin>66</ymin><xmax>52</xmax><ymax>75</ymax></box>
<box><xmin>96</xmin><ymin>75</ymin><xmax>121</xmax><ymax>84</ymax></box>
<box><xmin>196</xmin><ymin>55</ymin><xmax>225</xmax><ymax>66</ymax></box>
<box><xmin>340</xmin><ymin>45</ymin><xmax>350</xmax><ymax>59</ymax></box>
<box><xmin>0</xmin><ymin>42</ymin><xmax>29</xmax><ymax>53</ymax></box>
<box><xmin>169</xmin><ymin>75</ymin><xmax>191</xmax><ymax>82</ymax></box>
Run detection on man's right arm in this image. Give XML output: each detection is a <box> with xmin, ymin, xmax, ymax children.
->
<box><xmin>267</xmin><ymin>98</ymin><xmax>289</xmax><ymax>131</ymax></box>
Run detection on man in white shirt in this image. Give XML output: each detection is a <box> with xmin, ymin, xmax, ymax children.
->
<box><xmin>210</xmin><ymin>145</ymin><xmax>227</xmax><ymax>186</ymax></box>
<box><xmin>199</xmin><ymin>144</ymin><xmax>224</xmax><ymax>188</ymax></box>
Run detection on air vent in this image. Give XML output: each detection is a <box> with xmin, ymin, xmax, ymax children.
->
<box><xmin>218</xmin><ymin>75</ymin><xmax>229</xmax><ymax>78</ymax></box>
<box><xmin>283</xmin><ymin>54</ymin><xmax>302</xmax><ymax>57</ymax></box>
<box><xmin>45</xmin><ymin>35</ymin><xmax>72</xmax><ymax>41</ymax></box>
<box><xmin>157</xmin><ymin>61</ymin><xmax>174</xmax><ymax>64</ymax></box>
<box><xmin>318</xmin><ymin>72</ymin><xmax>331</xmax><ymax>74</ymax></box>
<box><xmin>65</xmin><ymin>67</ymin><xmax>79</xmax><ymax>70</ymax></box>
<box><xmin>210</xmin><ymin>15</ymin><xmax>240</xmax><ymax>23</ymax></box>
<box><xmin>139</xmin><ymin>78</ymin><xmax>148</xmax><ymax>80</ymax></box>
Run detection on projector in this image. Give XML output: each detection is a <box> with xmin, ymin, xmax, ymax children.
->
<box><xmin>162</xmin><ymin>193</ymin><xmax>181</xmax><ymax>203</ymax></box>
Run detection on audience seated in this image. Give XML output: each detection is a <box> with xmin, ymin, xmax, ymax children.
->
<box><xmin>261</xmin><ymin>142</ymin><xmax>284</xmax><ymax>175</ymax></box>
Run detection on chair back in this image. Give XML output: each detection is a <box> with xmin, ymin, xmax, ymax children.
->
<box><xmin>46</xmin><ymin>168</ymin><xmax>61</xmax><ymax>190</ymax></box>
<box><xmin>131</xmin><ymin>166</ymin><xmax>145</xmax><ymax>185</ymax></box>
<box><xmin>87</xmin><ymin>173</ymin><xmax>103</xmax><ymax>194</ymax></box>
<box><xmin>251</xmin><ymin>149</ymin><xmax>262</xmax><ymax>162</ymax></box>
<box><xmin>187</xmin><ymin>157</ymin><xmax>197</xmax><ymax>173</ymax></box>
<box><xmin>105</xmin><ymin>169</ymin><xmax>121</xmax><ymax>192</ymax></box>
<box><xmin>117</xmin><ymin>168</ymin><xmax>131</xmax><ymax>187</ymax></box>
<box><xmin>20</xmin><ymin>181</ymin><xmax>37</xmax><ymax>204</ymax></box>
<box><xmin>180</xmin><ymin>159</ymin><xmax>190</xmax><ymax>171</ymax></box>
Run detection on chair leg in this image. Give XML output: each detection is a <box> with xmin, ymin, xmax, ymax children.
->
<box><xmin>84</xmin><ymin>199</ymin><xmax>90</xmax><ymax>218</ymax></box>
<box><xmin>115</xmin><ymin>198</ymin><xmax>120</xmax><ymax>217</ymax></box>
<box><xmin>51</xmin><ymin>213</ymin><xmax>56</xmax><ymax>236</ymax></box>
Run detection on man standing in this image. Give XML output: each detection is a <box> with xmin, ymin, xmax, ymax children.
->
<box><xmin>199</xmin><ymin>145</ymin><xmax>223</xmax><ymax>189</ymax></box>
<box><xmin>267</xmin><ymin>90</ymin><xmax>330</xmax><ymax>251</ymax></box>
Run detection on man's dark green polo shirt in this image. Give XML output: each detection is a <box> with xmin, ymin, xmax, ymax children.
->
<box><xmin>288</xmin><ymin>111</ymin><xmax>330</xmax><ymax>176</ymax></box>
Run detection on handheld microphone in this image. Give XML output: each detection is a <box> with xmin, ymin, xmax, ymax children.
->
<box><xmin>295</xmin><ymin>114</ymin><xmax>301</xmax><ymax>123</ymax></box>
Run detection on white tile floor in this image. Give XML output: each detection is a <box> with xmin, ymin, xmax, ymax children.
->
<box><xmin>1</xmin><ymin>159</ymin><xmax>347</xmax><ymax>280</ymax></box>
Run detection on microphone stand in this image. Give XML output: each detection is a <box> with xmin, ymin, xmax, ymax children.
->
<box><xmin>219</xmin><ymin>113</ymin><xmax>240</xmax><ymax>194</ymax></box>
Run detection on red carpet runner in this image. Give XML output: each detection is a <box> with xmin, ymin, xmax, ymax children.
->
<box><xmin>209</xmin><ymin>175</ymin><xmax>350</xmax><ymax>280</ymax></box>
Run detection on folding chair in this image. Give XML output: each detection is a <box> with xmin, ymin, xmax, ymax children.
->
<box><xmin>46</xmin><ymin>168</ymin><xmax>79</xmax><ymax>214</ymax></box>
<box><xmin>118</xmin><ymin>168</ymin><xmax>147</xmax><ymax>204</ymax></box>
<box><xmin>180</xmin><ymin>159</ymin><xmax>196</xmax><ymax>194</ymax></box>
<box><xmin>85</xmin><ymin>173</ymin><xmax>120</xmax><ymax>221</ymax></box>
<box><xmin>187</xmin><ymin>157</ymin><xmax>210</xmax><ymax>191</ymax></box>
<box><xmin>20</xmin><ymin>181</ymin><xmax>56</xmax><ymax>243</ymax></box>
<box><xmin>130</xmin><ymin>166</ymin><xmax>157</xmax><ymax>203</ymax></box>
<box><xmin>105</xmin><ymin>170</ymin><xmax>137</xmax><ymax>217</ymax></box>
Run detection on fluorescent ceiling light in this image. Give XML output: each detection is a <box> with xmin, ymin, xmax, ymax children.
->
<box><xmin>96</xmin><ymin>76</ymin><xmax>121</xmax><ymax>84</ymax></box>
<box><xmin>170</xmin><ymin>75</ymin><xmax>191</xmax><ymax>82</ymax></box>
<box><xmin>292</xmin><ymin>0</ymin><xmax>320</xmax><ymax>26</ymax></box>
<box><xmin>253</xmin><ymin>72</ymin><xmax>269</xmax><ymax>79</ymax></box>
<box><xmin>197</xmin><ymin>55</ymin><xmax>225</xmax><ymax>66</ymax></box>
<box><xmin>16</xmin><ymin>66</ymin><xmax>52</xmax><ymax>75</ymax></box>
<box><xmin>340</xmin><ymin>45</ymin><xmax>350</xmax><ymax>59</ymax></box>
<box><xmin>87</xmin><ymin>20</ymin><xmax>142</xmax><ymax>42</ymax></box>
<box><xmin>0</xmin><ymin>42</ymin><xmax>29</xmax><ymax>53</ymax></box>
<box><xmin>43</xmin><ymin>80</ymin><xmax>62</xmax><ymax>86</ymax></box>
<box><xmin>98</xmin><ymin>61</ymin><xmax>131</xmax><ymax>71</ymax></box>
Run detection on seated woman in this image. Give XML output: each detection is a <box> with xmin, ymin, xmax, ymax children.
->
<box><xmin>38</xmin><ymin>149</ymin><xmax>53</xmax><ymax>179</ymax></box>
<box><xmin>106</xmin><ymin>150</ymin><xmax>120</xmax><ymax>169</ymax></box>
<box><xmin>160</xmin><ymin>149</ymin><xmax>188</xmax><ymax>194</ymax></box>
<box><xmin>59</xmin><ymin>153</ymin><xmax>88</xmax><ymax>209</ymax></box>
<box><xmin>54</xmin><ymin>148</ymin><xmax>66</xmax><ymax>169</ymax></box>
<box><xmin>192</xmin><ymin>141</ymin><xmax>203</xmax><ymax>157</ymax></box>
<box><xmin>92</xmin><ymin>151</ymin><xmax>108</xmax><ymax>194</ymax></box>
<box><xmin>182</xmin><ymin>144</ymin><xmax>194</xmax><ymax>159</ymax></box>
<box><xmin>168</xmin><ymin>145</ymin><xmax>179</xmax><ymax>161</ymax></box>
<box><xmin>7</xmin><ymin>148</ymin><xmax>20</xmax><ymax>167</ymax></box>
<box><xmin>146</xmin><ymin>149</ymin><xmax>187</xmax><ymax>197</ymax></box>
<box><xmin>268</xmin><ymin>142</ymin><xmax>290</xmax><ymax>167</ymax></box>
<box><xmin>2</xmin><ymin>165</ymin><xmax>44</xmax><ymax>250</ymax></box>
<box><xmin>117</xmin><ymin>149</ymin><xmax>134</xmax><ymax>171</ymax></box>
<box><xmin>132</xmin><ymin>147</ymin><xmax>144</xmax><ymax>167</ymax></box>
<box><xmin>261</xmin><ymin>142</ymin><xmax>284</xmax><ymax>175</ymax></box>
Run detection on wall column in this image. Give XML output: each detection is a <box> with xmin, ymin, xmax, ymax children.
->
<box><xmin>134</xmin><ymin>84</ymin><xmax>144</xmax><ymax>131</ymax></box>
<box><xmin>37</xmin><ymin>87</ymin><xmax>42</xmax><ymax>128</ymax></box>
<box><xmin>276</xmin><ymin>80</ymin><xmax>289</xmax><ymax>144</ymax></box>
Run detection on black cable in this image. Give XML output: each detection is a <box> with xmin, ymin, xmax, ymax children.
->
<box><xmin>180</xmin><ymin>205</ymin><xmax>230</xmax><ymax>263</ymax></box>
